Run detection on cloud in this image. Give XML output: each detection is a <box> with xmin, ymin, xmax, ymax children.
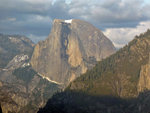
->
<box><xmin>67</xmin><ymin>0</ymin><xmax>149</xmax><ymax>28</ymax></box>
<box><xmin>0</xmin><ymin>0</ymin><xmax>150</xmax><ymax>44</ymax></box>
<box><xmin>103</xmin><ymin>21</ymin><xmax>150</xmax><ymax>48</ymax></box>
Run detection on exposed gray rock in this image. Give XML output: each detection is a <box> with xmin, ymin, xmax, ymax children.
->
<box><xmin>0</xmin><ymin>35</ymin><xmax>61</xmax><ymax>113</ymax></box>
<box><xmin>0</xmin><ymin>34</ymin><xmax>34</xmax><ymax>68</ymax></box>
<box><xmin>31</xmin><ymin>19</ymin><xmax>116</xmax><ymax>85</ymax></box>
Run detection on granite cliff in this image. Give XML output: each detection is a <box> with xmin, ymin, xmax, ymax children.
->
<box><xmin>68</xmin><ymin>29</ymin><xmax>150</xmax><ymax>98</ymax></box>
<box><xmin>0</xmin><ymin>20</ymin><xmax>115</xmax><ymax>112</ymax></box>
<box><xmin>0</xmin><ymin>35</ymin><xmax>61</xmax><ymax>113</ymax></box>
<box><xmin>38</xmin><ymin>30</ymin><xmax>150</xmax><ymax>113</ymax></box>
<box><xmin>138</xmin><ymin>53</ymin><xmax>150</xmax><ymax>92</ymax></box>
<box><xmin>31</xmin><ymin>19</ymin><xmax>116</xmax><ymax>85</ymax></box>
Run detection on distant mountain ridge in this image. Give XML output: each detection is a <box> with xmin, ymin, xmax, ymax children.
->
<box><xmin>0</xmin><ymin>34</ymin><xmax>34</xmax><ymax>68</ymax></box>
<box><xmin>0</xmin><ymin>35</ymin><xmax>61</xmax><ymax>113</ymax></box>
<box><xmin>31</xmin><ymin>19</ymin><xmax>116</xmax><ymax>86</ymax></box>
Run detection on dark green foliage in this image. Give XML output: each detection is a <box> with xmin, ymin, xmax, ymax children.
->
<box><xmin>38</xmin><ymin>29</ymin><xmax>150</xmax><ymax>113</ymax></box>
<box><xmin>0</xmin><ymin>105</ymin><xmax>2</xmax><ymax>113</ymax></box>
<box><xmin>12</xmin><ymin>66</ymin><xmax>61</xmax><ymax>112</ymax></box>
<box><xmin>68</xmin><ymin>29</ymin><xmax>150</xmax><ymax>97</ymax></box>
<box><xmin>38</xmin><ymin>90</ymin><xmax>150</xmax><ymax>113</ymax></box>
<box><xmin>33</xmin><ymin>78</ymin><xmax>61</xmax><ymax>103</ymax></box>
<box><xmin>13</xmin><ymin>66</ymin><xmax>36</xmax><ymax>84</ymax></box>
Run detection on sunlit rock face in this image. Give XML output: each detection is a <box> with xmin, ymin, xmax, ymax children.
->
<box><xmin>31</xmin><ymin>19</ymin><xmax>116</xmax><ymax>85</ymax></box>
<box><xmin>138</xmin><ymin>54</ymin><xmax>150</xmax><ymax>92</ymax></box>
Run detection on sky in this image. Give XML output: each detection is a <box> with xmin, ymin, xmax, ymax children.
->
<box><xmin>0</xmin><ymin>0</ymin><xmax>150</xmax><ymax>48</ymax></box>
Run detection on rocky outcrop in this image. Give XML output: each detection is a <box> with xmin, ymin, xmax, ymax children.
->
<box><xmin>37</xmin><ymin>30</ymin><xmax>150</xmax><ymax>113</ymax></box>
<box><xmin>0</xmin><ymin>34</ymin><xmax>34</xmax><ymax>68</ymax></box>
<box><xmin>138</xmin><ymin>54</ymin><xmax>150</xmax><ymax>92</ymax></box>
<box><xmin>0</xmin><ymin>55</ymin><xmax>61</xmax><ymax>113</ymax></box>
<box><xmin>31</xmin><ymin>19</ymin><xmax>116</xmax><ymax>85</ymax></box>
<box><xmin>0</xmin><ymin>35</ymin><xmax>61</xmax><ymax>113</ymax></box>
<box><xmin>66</xmin><ymin>29</ymin><xmax>150</xmax><ymax>98</ymax></box>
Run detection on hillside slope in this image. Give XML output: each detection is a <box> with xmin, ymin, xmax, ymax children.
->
<box><xmin>38</xmin><ymin>29</ymin><xmax>150</xmax><ymax>113</ymax></box>
<box><xmin>38</xmin><ymin>90</ymin><xmax>150</xmax><ymax>113</ymax></box>
<box><xmin>0</xmin><ymin>35</ymin><xmax>61</xmax><ymax>113</ymax></box>
<box><xmin>68</xmin><ymin>29</ymin><xmax>150</xmax><ymax>97</ymax></box>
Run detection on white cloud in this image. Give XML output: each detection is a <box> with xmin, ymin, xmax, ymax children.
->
<box><xmin>1</xmin><ymin>0</ymin><xmax>150</xmax><ymax>44</ymax></box>
<box><xmin>103</xmin><ymin>21</ymin><xmax>150</xmax><ymax>48</ymax></box>
<box><xmin>23</xmin><ymin>0</ymin><xmax>53</xmax><ymax>4</ymax></box>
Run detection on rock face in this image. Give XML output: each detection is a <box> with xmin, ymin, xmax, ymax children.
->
<box><xmin>138</xmin><ymin>53</ymin><xmax>150</xmax><ymax>92</ymax></box>
<box><xmin>0</xmin><ymin>34</ymin><xmax>34</xmax><ymax>68</ymax></box>
<box><xmin>0</xmin><ymin>54</ymin><xmax>61</xmax><ymax>113</ymax></box>
<box><xmin>67</xmin><ymin>29</ymin><xmax>150</xmax><ymax>98</ymax></box>
<box><xmin>31</xmin><ymin>19</ymin><xmax>115</xmax><ymax>85</ymax></box>
<box><xmin>37</xmin><ymin>30</ymin><xmax>150</xmax><ymax>113</ymax></box>
<box><xmin>0</xmin><ymin>35</ymin><xmax>61</xmax><ymax>113</ymax></box>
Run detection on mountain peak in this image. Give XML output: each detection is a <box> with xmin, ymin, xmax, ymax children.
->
<box><xmin>53</xmin><ymin>19</ymin><xmax>73</xmax><ymax>24</ymax></box>
<box><xmin>64</xmin><ymin>19</ymin><xmax>73</xmax><ymax>23</ymax></box>
<box><xmin>31</xmin><ymin>19</ymin><xmax>115</xmax><ymax>85</ymax></box>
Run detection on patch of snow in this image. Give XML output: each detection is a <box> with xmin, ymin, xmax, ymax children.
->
<box><xmin>9</xmin><ymin>37</ymin><xmax>12</xmax><ymax>39</ymax></box>
<box><xmin>14</xmin><ymin>55</ymin><xmax>29</xmax><ymax>63</ymax></box>
<box><xmin>21</xmin><ymin>63</ymin><xmax>30</xmax><ymax>67</ymax></box>
<box><xmin>2</xmin><ymin>69</ymin><xmax>8</xmax><ymax>71</ymax></box>
<box><xmin>38</xmin><ymin>73</ymin><xmax>63</xmax><ymax>85</ymax></box>
<box><xmin>64</xmin><ymin>19</ymin><xmax>72</xmax><ymax>24</ymax></box>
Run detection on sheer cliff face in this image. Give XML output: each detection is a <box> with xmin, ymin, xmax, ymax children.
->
<box><xmin>31</xmin><ymin>19</ymin><xmax>116</xmax><ymax>84</ymax></box>
<box><xmin>0</xmin><ymin>35</ymin><xmax>60</xmax><ymax>113</ymax></box>
<box><xmin>138</xmin><ymin>54</ymin><xmax>150</xmax><ymax>92</ymax></box>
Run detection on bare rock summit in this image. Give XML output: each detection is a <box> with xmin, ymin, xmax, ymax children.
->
<box><xmin>31</xmin><ymin>19</ymin><xmax>116</xmax><ymax>85</ymax></box>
